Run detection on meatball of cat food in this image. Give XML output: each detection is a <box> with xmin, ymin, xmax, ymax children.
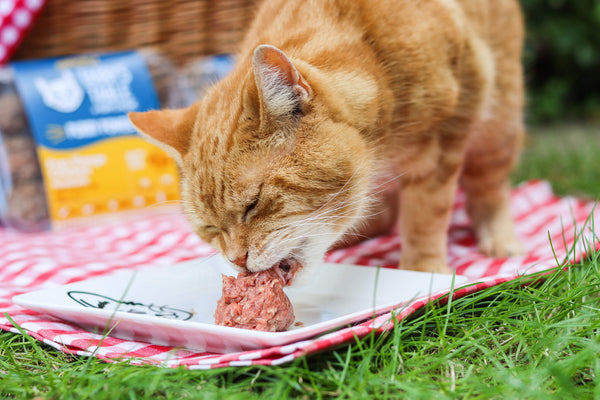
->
<box><xmin>214</xmin><ymin>269</ymin><xmax>295</xmax><ymax>332</ymax></box>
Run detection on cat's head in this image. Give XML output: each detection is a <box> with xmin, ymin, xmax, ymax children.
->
<box><xmin>129</xmin><ymin>45</ymin><xmax>373</xmax><ymax>276</ymax></box>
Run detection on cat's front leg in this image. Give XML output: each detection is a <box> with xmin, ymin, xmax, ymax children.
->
<box><xmin>462</xmin><ymin>167</ymin><xmax>524</xmax><ymax>258</ymax></box>
<box><xmin>398</xmin><ymin>164</ymin><xmax>461</xmax><ymax>274</ymax></box>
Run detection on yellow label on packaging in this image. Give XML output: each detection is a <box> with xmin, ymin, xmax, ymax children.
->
<box><xmin>11</xmin><ymin>51</ymin><xmax>178</xmax><ymax>229</ymax></box>
<box><xmin>37</xmin><ymin>136</ymin><xmax>180</xmax><ymax>224</ymax></box>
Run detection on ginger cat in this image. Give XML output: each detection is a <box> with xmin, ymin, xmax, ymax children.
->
<box><xmin>129</xmin><ymin>0</ymin><xmax>525</xmax><ymax>275</ymax></box>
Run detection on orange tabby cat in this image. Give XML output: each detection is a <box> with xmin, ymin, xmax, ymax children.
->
<box><xmin>129</xmin><ymin>0</ymin><xmax>525</xmax><ymax>275</ymax></box>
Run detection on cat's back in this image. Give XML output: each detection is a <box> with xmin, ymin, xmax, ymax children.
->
<box><xmin>239</xmin><ymin>0</ymin><xmax>523</xmax><ymax>95</ymax></box>
<box><xmin>241</xmin><ymin>0</ymin><xmax>523</xmax><ymax>52</ymax></box>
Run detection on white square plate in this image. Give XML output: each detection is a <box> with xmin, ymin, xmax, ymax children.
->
<box><xmin>13</xmin><ymin>256</ymin><xmax>468</xmax><ymax>353</ymax></box>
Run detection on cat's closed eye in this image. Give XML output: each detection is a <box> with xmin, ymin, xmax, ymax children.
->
<box><xmin>243</xmin><ymin>196</ymin><xmax>259</xmax><ymax>221</ymax></box>
<box><xmin>201</xmin><ymin>225</ymin><xmax>220</xmax><ymax>236</ymax></box>
<box><xmin>242</xmin><ymin>185</ymin><xmax>262</xmax><ymax>222</ymax></box>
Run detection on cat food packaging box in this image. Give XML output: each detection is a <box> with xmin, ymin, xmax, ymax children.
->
<box><xmin>0</xmin><ymin>50</ymin><xmax>184</xmax><ymax>231</ymax></box>
<box><xmin>176</xmin><ymin>54</ymin><xmax>234</xmax><ymax>107</ymax></box>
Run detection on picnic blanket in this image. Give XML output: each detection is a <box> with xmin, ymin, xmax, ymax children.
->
<box><xmin>1</xmin><ymin>180</ymin><xmax>598</xmax><ymax>369</ymax></box>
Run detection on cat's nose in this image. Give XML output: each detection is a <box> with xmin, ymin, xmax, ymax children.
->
<box><xmin>230</xmin><ymin>252</ymin><xmax>248</xmax><ymax>269</ymax></box>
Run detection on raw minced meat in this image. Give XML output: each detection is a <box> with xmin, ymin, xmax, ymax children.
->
<box><xmin>214</xmin><ymin>269</ymin><xmax>295</xmax><ymax>332</ymax></box>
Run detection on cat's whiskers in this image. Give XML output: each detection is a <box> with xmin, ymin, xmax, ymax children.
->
<box><xmin>283</xmin><ymin>198</ymin><xmax>392</xmax><ymax>228</ymax></box>
<box><xmin>273</xmin><ymin>204</ymin><xmax>389</xmax><ymax>248</ymax></box>
<box><xmin>276</xmin><ymin>230</ymin><xmax>370</xmax><ymax>248</ymax></box>
<box><xmin>267</xmin><ymin>160</ymin><xmax>369</xmax><ymax>237</ymax></box>
<box><xmin>281</xmin><ymin>172</ymin><xmax>403</xmax><ymax>233</ymax></box>
<box><xmin>269</xmin><ymin>171</ymin><xmax>406</xmax><ymax>251</ymax></box>
<box><xmin>306</xmin><ymin>158</ymin><xmax>368</xmax><ymax>216</ymax></box>
<box><xmin>144</xmin><ymin>199</ymin><xmax>184</xmax><ymax>210</ymax></box>
<box><xmin>275</xmin><ymin>168</ymin><xmax>400</xmax><ymax>235</ymax></box>
<box><xmin>271</xmin><ymin>199</ymin><xmax>375</xmax><ymax>248</ymax></box>
<box><xmin>274</xmin><ymin>208</ymin><xmax>386</xmax><ymax>245</ymax></box>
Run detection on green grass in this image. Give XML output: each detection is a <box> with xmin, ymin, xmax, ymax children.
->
<box><xmin>2</xmin><ymin>124</ymin><xmax>600</xmax><ymax>399</ymax></box>
<box><xmin>513</xmin><ymin>124</ymin><xmax>600</xmax><ymax>197</ymax></box>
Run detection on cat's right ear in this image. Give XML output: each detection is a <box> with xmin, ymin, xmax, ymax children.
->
<box><xmin>128</xmin><ymin>104</ymin><xmax>197</xmax><ymax>165</ymax></box>
<box><xmin>252</xmin><ymin>45</ymin><xmax>312</xmax><ymax>130</ymax></box>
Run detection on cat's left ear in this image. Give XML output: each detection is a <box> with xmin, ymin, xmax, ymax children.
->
<box><xmin>252</xmin><ymin>45</ymin><xmax>312</xmax><ymax>127</ymax></box>
<box><xmin>128</xmin><ymin>104</ymin><xmax>198</xmax><ymax>165</ymax></box>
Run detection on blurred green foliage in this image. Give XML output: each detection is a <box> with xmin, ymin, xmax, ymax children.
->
<box><xmin>521</xmin><ymin>0</ymin><xmax>600</xmax><ymax>123</ymax></box>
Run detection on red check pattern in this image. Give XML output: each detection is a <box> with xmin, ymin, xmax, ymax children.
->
<box><xmin>0</xmin><ymin>0</ymin><xmax>47</xmax><ymax>65</ymax></box>
<box><xmin>1</xmin><ymin>181</ymin><xmax>598</xmax><ymax>369</ymax></box>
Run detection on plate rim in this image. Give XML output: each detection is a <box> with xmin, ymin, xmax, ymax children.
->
<box><xmin>12</xmin><ymin>260</ymin><xmax>470</xmax><ymax>350</ymax></box>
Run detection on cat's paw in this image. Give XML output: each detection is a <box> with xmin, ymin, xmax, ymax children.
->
<box><xmin>399</xmin><ymin>256</ymin><xmax>451</xmax><ymax>274</ymax></box>
<box><xmin>477</xmin><ymin>229</ymin><xmax>525</xmax><ymax>258</ymax></box>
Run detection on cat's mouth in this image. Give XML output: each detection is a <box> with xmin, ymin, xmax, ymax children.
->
<box><xmin>273</xmin><ymin>258</ymin><xmax>303</xmax><ymax>286</ymax></box>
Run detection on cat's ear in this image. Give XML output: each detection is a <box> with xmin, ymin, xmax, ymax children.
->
<box><xmin>128</xmin><ymin>105</ymin><xmax>197</xmax><ymax>164</ymax></box>
<box><xmin>252</xmin><ymin>45</ymin><xmax>312</xmax><ymax>127</ymax></box>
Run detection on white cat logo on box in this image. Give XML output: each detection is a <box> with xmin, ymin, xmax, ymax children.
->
<box><xmin>34</xmin><ymin>70</ymin><xmax>84</xmax><ymax>114</ymax></box>
<box><xmin>11</xmin><ymin>51</ymin><xmax>180</xmax><ymax>227</ymax></box>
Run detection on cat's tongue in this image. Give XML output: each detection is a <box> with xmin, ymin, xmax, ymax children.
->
<box><xmin>273</xmin><ymin>258</ymin><xmax>303</xmax><ymax>286</ymax></box>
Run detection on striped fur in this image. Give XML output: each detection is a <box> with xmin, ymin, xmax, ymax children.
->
<box><xmin>129</xmin><ymin>0</ymin><xmax>525</xmax><ymax>274</ymax></box>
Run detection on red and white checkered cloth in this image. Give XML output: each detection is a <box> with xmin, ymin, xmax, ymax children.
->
<box><xmin>0</xmin><ymin>0</ymin><xmax>47</xmax><ymax>64</ymax></box>
<box><xmin>1</xmin><ymin>181</ymin><xmax>598</xmax><ymax>369</ymax></box>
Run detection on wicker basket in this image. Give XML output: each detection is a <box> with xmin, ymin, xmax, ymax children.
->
<box><xmin>14</xmin><ymin>0</ymin><xmax>260</xmax><ymax>65</ymax></box>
